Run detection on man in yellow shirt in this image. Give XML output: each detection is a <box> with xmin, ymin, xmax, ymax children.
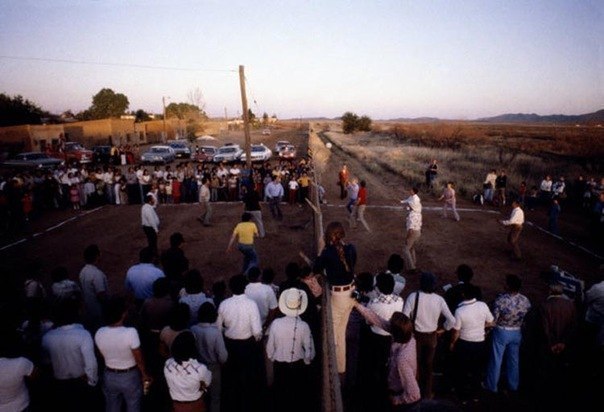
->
<box><xmin>227</xmin><ymin>212</ymin><xmax>259</xmax><ymax>274</ymax></box>
<box><xmin>297</xmin><ymin>172</ymin><xmax>311</xmax><ymax>203</ymax></box>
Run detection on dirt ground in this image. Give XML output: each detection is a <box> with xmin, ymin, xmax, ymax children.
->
<box><xmin>1</xmin><ymin>122</ymin><xmax>603</xmax><ymax>412</ymax></box>
<box><xmin>2</xmin><ymin>121</ymin><xmax>602</xmax><ymax>309</ymax></box>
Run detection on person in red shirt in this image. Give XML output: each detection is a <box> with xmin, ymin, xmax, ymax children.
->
<box><xmin>351</xmin><ymin>180</ymin><xmax>371</xmax><ymax>232</ymax></box>
<box><xmin>338</xmin><ymin>164</ymin><xmax>349</xmax><ymax>200</ymax></box>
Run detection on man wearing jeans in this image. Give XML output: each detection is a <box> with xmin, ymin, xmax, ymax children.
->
<box><xmin>485</xmin><ymin>274</ymin><xmax>531</xmax><ymax>394</ymax></box>
<box><xmin>227</xmin><ymin>213</ymin><xmax>259</xmax><ymax>274</ymax></box>
<box><xmin>265</xmin><ymin>175</ymin><xmax>284</xmax><ymax>220</ymax></box>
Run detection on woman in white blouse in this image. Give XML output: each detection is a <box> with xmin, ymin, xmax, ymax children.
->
<box><xmin>164</xmin><ymin>331</ymin><xmax>212</xmax><ymax>412</ymax></box>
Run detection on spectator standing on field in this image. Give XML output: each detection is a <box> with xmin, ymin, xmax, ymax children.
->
<box><xmin>191</xmin><ymin>302</ymin><xmax>228</xmax><ymax>412</ymax></box>
<box><xmin>495</xmin><ymin>170</ymin><xmax>508</xmax><ymax>206</ymax></box>
<box><xmin>95</xmin><ymin>297</ymin><xmax>151</xmax><ymax>412</ymax></box>
<box><xmin>79</xmin><ymin>244</ymin><xmax>109</xmax><ymax>332</ymax></box>
<box><xmin>548</xmin><ymin>197</ymin><xmax>562</xmax><ymax>235</ymax></box>
<box><xmin>403</xmin><ymin>272</ymin><xmax>455</xmax><ymax>399</ymax></box>
<box><xmin>125</xmin><ymin>247</ymin><xmax>166</xmax><ymax>308</ymax></box>
<box><xmin>266</xmin><ymin>287</ymin><xmax>316</xmax><ymax>412</ymax></box>
<box><xmin>449</xmin><ymin>284</ymin><xmax>495</xmax><ymax>404</ymax></box>
<box><xmin>42</xmin><ymin>300</ymin><xmax>98</xmax><ymax>411</ymax></box>
<box><xmin>438</xmin><ymin>182</ymin><xmax>460</xmax><ymax>222</ymax></box>
<box><xmin>483</xmin><ymin>169</ymin><xmax>497</xmax><ymax>204</ymax></box>
<box><xmin>400</xmin><ymin>187</ymin><xmax>422</xmax><ymax>272</ymax></box>
<box><xmin>500</xmin><ymin>200</ymin><xmax>525</xmax><ymax>261</ymax></box>
<box><xmin>141</xmin><ymin>193</ymin><xmax>160</xmax><ymax>253</ymax></box>
<box><xmin>198</xmin><ymin>177</ymin><xmax>212</xmax><ymax>226</ymax></box>
<box><xmin>485</xmin><ymin>274</ymin><xmax>531</xmax><ymax>394</ymax></box>
<box><xmin>163</xmin><ymin>331</ymin><xmax>212</xmax><ymax>412</ymax></box>
<box><xmin>425</xmin><ymin>159</ymin><xmax>438</xmax><ymax>190</ymax></box>
<box><xmin>216</xmin><ymin>275</ymin><xmax>264</xmax><ymax>412</ymax></box>
<box><xmin>338</xmin><ymin>164</ymin><xmax>349</xmax><ymax>200</ymax></box>
<box><xmin>265</xmin><ymin>175</ymin><xmax>284</xmax><ymax>220</ymax></box>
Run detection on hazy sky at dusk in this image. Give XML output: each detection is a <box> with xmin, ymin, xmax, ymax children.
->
<box><xmin>1</xmin><ymin>0</ymin><xmax>602</xmax><ymax>119</ymax></box>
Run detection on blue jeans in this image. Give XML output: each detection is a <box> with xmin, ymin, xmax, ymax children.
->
<box><xmin>485</xmin><ymin>327</ymin><xmax>521</xmax><ymax>392</ymax></box>
<box><xmin>346</xmin><ymin>198</ymin><xmax>357</xmax><ymax>214</ymax></box>
<box><xmin>103</xmin><ymin>369</ymin><xmax>143</xmax><ymax>412</ymax></box>
<box><xmin>238</xmin><ymin>243</ymin><xmax>258</xmax><ymax>274</ymax></box>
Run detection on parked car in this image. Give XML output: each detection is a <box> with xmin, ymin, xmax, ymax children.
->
<box><xmin>278</xmin><ymin>144</ymin><xmax>297</xmax><ymax>159</ymax></box>
<box><xmin>140</xmin><ymin>145</ymin><xmax>176</xmax><ymax>164</ymax></box>
<box><xmin>262</xmin><ymin>128</ymin><xmax>271</xmax><ymax>135</ymax></box>
<box><xmin>168</xmin><ymin>140</ymin><xmax>192</xmax><ymax>159</ymax></box>
<box><xmin>239</xmin><ymin>144</ymin><xmax>272</xmax><ymax>162</ymax></box>
<box><xmin>213</xmin><ymin>144</ymin><xmax>243</xmax><ymax>163</ymax></box>
<box><xmin>92</xmin><ymin>145</ymin><xmax>112</xmax><ymax>164</ymax></box>
<box><xmin>274</xmin><ymin>140</ymin><xmax>291</xmax><ymax>154</ymax></box>
<box><xmin>2</xmin><ymin>152</ymin><xmax>63</xmax><ymax>169</ymax></box>
<box><xmin>194</xmin><ymin>146</ymin><xmax>217</xmax><ymax>163</ymax></box>
<box><xmin>49</xmin><ymin>142</ymin><xmax>93</xmax><ymax>164</ymax></box>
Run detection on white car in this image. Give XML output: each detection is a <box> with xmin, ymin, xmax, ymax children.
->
<box><xmin>239</xmin><ymin>144</ymin><xmax>272</xmax><ymax>162</ymax></box>
<box><xmin>274</xmin><ymin>140</ymin><xmax>291</xmax><ymax>154</ymax></box>
<box><xmin>140</xmin><ymin>145</ymin><xmax>176</xmax><ymax>164</ymax></box>
<box><xmin>213</xmin><ymin>144</ymin><xmax>243</xmax><ymax>163</ymax></box>
<box><xmin>262</xmin><ymin>129</ymin><xmax>271</xmax><ymax>135</ymax></box>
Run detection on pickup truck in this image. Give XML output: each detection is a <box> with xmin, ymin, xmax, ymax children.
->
<box><xmin>49</xmin><ymin>142</ymin><xmax>94</xmax><ymax>164</ymax></box>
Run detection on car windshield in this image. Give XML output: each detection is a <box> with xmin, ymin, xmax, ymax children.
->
<box><xmin>251</xmin><ymin>146</ymin><xmax>265</xmax><ymax>152</ymax></box>
<box><xmin>218</xmin><ymin>148</ymin><xmax>236</xmax><ymax>154</ymax></box>
<box><xmin>67</xmin><ymin>143</ymin><xmax>84</xmax><ymax>150</ymax></box>
<box><xmin>170</xmin><ymin>142</ymin><xmax>187</xmax><ymax>148</ymax></box>
<box><xmin>151</xmin><ymin>148</ymin><xmax>168</xmax><ymax>153</ymax></box>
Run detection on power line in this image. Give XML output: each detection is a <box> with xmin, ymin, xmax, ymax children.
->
<box><xmin>0</xmin><ymin>55</ymin><xmax>237</xmax><ymax>73</ymax></box>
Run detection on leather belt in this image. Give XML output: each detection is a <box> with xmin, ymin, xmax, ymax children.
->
<box><xmin>106</xmin><ymin>365</ymin><xmax>137</xmax><ymax>373</ymax></box>
<box><xmin>330</xmin><ymin>284</ymin><xmax>353</xmax><ymax>292</ymax></box>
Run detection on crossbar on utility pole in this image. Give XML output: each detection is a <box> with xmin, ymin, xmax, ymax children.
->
<box><xmin>239</xmin><ymin>65</ymin><xmax>252</xmax><ymax>170</ymax></box>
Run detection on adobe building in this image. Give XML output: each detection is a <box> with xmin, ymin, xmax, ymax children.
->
<box><xmin>0</xmin><ymin>117</ymin><xmax>219</xmax><ymax>156</ymax></box>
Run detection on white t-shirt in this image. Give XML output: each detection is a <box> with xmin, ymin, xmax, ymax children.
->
<box><xmin>288</xmin><ymin>180</ymin><xmax>299</xmax><ymax>191</ymax></box>
<box><xmin>453</xmin><ymin>299</ymin><xmax>494</xmax><ymax>342</ymax></box>
<box><xmin>0</xmin><ymin>357</ymin><xmax>34</xmax><ymax>412</ymax></box>
<box><xmin>164</xmin><ymin>358</ymin><xmax>212</xmax><ymax>402</ymax></box>
<box><xmin>95</xmin><ymin>326</ymin><xmax>140</xmax><ymax>369</ymax></box>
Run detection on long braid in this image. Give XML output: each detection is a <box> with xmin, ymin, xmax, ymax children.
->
<box><xmin>325</xmin><ymin>221</ymin><xmax>350</xmax><ymax>274</ymax></box>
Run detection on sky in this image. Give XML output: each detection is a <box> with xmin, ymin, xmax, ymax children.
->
<box><xmin>0</xmin><ymin>0</ymin><xmax>602</xmax><ymax>120</ymax></box>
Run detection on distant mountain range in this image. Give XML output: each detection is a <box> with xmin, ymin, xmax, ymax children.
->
<box><xmin>286</xmin><ymin>109</ymin><xmax>604</xmax><ymax>125</ymax></box>
<box><xmin>476</xmin><ymin>109</ymin><xmax>604</xmax><ymax>124</ymax></box>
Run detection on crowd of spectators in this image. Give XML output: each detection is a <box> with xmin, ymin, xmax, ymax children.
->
<box><xmin>2</xmin><ymin>234</ymin><xmax>603</xmax><ymax>412</ymax></box>
<box><xmin>0</xmin><ymin>158</ymin><xmax>315</xmax><ymax>237</ymax></box>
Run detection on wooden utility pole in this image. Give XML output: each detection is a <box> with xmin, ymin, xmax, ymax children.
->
<box><xmin>162</xmin><ymin>96</ymin><xmax>167</xmax><ymax>142</ymax></box>
<box><xmin>239</xmin><ymin>65</ymin><xmax>252</xmax><ymax>170</ymax></box>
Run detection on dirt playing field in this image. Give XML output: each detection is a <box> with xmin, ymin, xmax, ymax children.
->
<box><xmin>1</xmin><ymin>122</ymin><xmax>602</xmax><ymax>308</ymax></box>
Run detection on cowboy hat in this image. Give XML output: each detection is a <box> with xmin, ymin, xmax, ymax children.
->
<box><xmin>278</xmin><ymin>288</ymin><xmax>308</xmax><ymax>317</ymax></box>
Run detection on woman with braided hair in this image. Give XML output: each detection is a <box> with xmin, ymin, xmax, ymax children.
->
<box><xmin>313</xmin><ymin>221</ymin><xmax>357</xmax><ymax>376</ymax></box>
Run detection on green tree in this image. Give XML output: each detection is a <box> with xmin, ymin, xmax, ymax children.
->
<box><xmin>89</xmin><ymin>88</ymin><xmax>129</xmax><ymax>119</ymax></box>
<box><xmin>262</xmin><ymin>112</ymin><xmax>269</xmax><ymax>126</ymax></box>
<box><xmin>341</xmin><ymin>111</ymin><xmax>359</xmax><ymax>134</ymax></box>
<box><xmin>0</xmin><ymin>93</ymin><xmax>49</xmax><ymax>126</ymax></box>
<box><xmin>357</xmin><ymin>115</ymin><xmax>372</xmax><ymax>132</ymax></box>
<box><xmin>165</xmin><ymin>101</ymin><xmax>207</xmax><ymax>141</ymax></box>
<box><xmin>134</xmin><ymin>109</ymin><xmax>151</xmax><ymax>122</ymax></box>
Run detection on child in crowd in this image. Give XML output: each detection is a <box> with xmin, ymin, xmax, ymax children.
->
<box><xmin>69</xmin><ymin>184</ymin><xmax>80</xmax><ymax>210</ymax></box>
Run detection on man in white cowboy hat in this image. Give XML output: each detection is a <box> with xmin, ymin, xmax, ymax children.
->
<box><xmin>266</xmin><ymin>288</ymin><xmax>316</xmax><ymax>411</ymax></box>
